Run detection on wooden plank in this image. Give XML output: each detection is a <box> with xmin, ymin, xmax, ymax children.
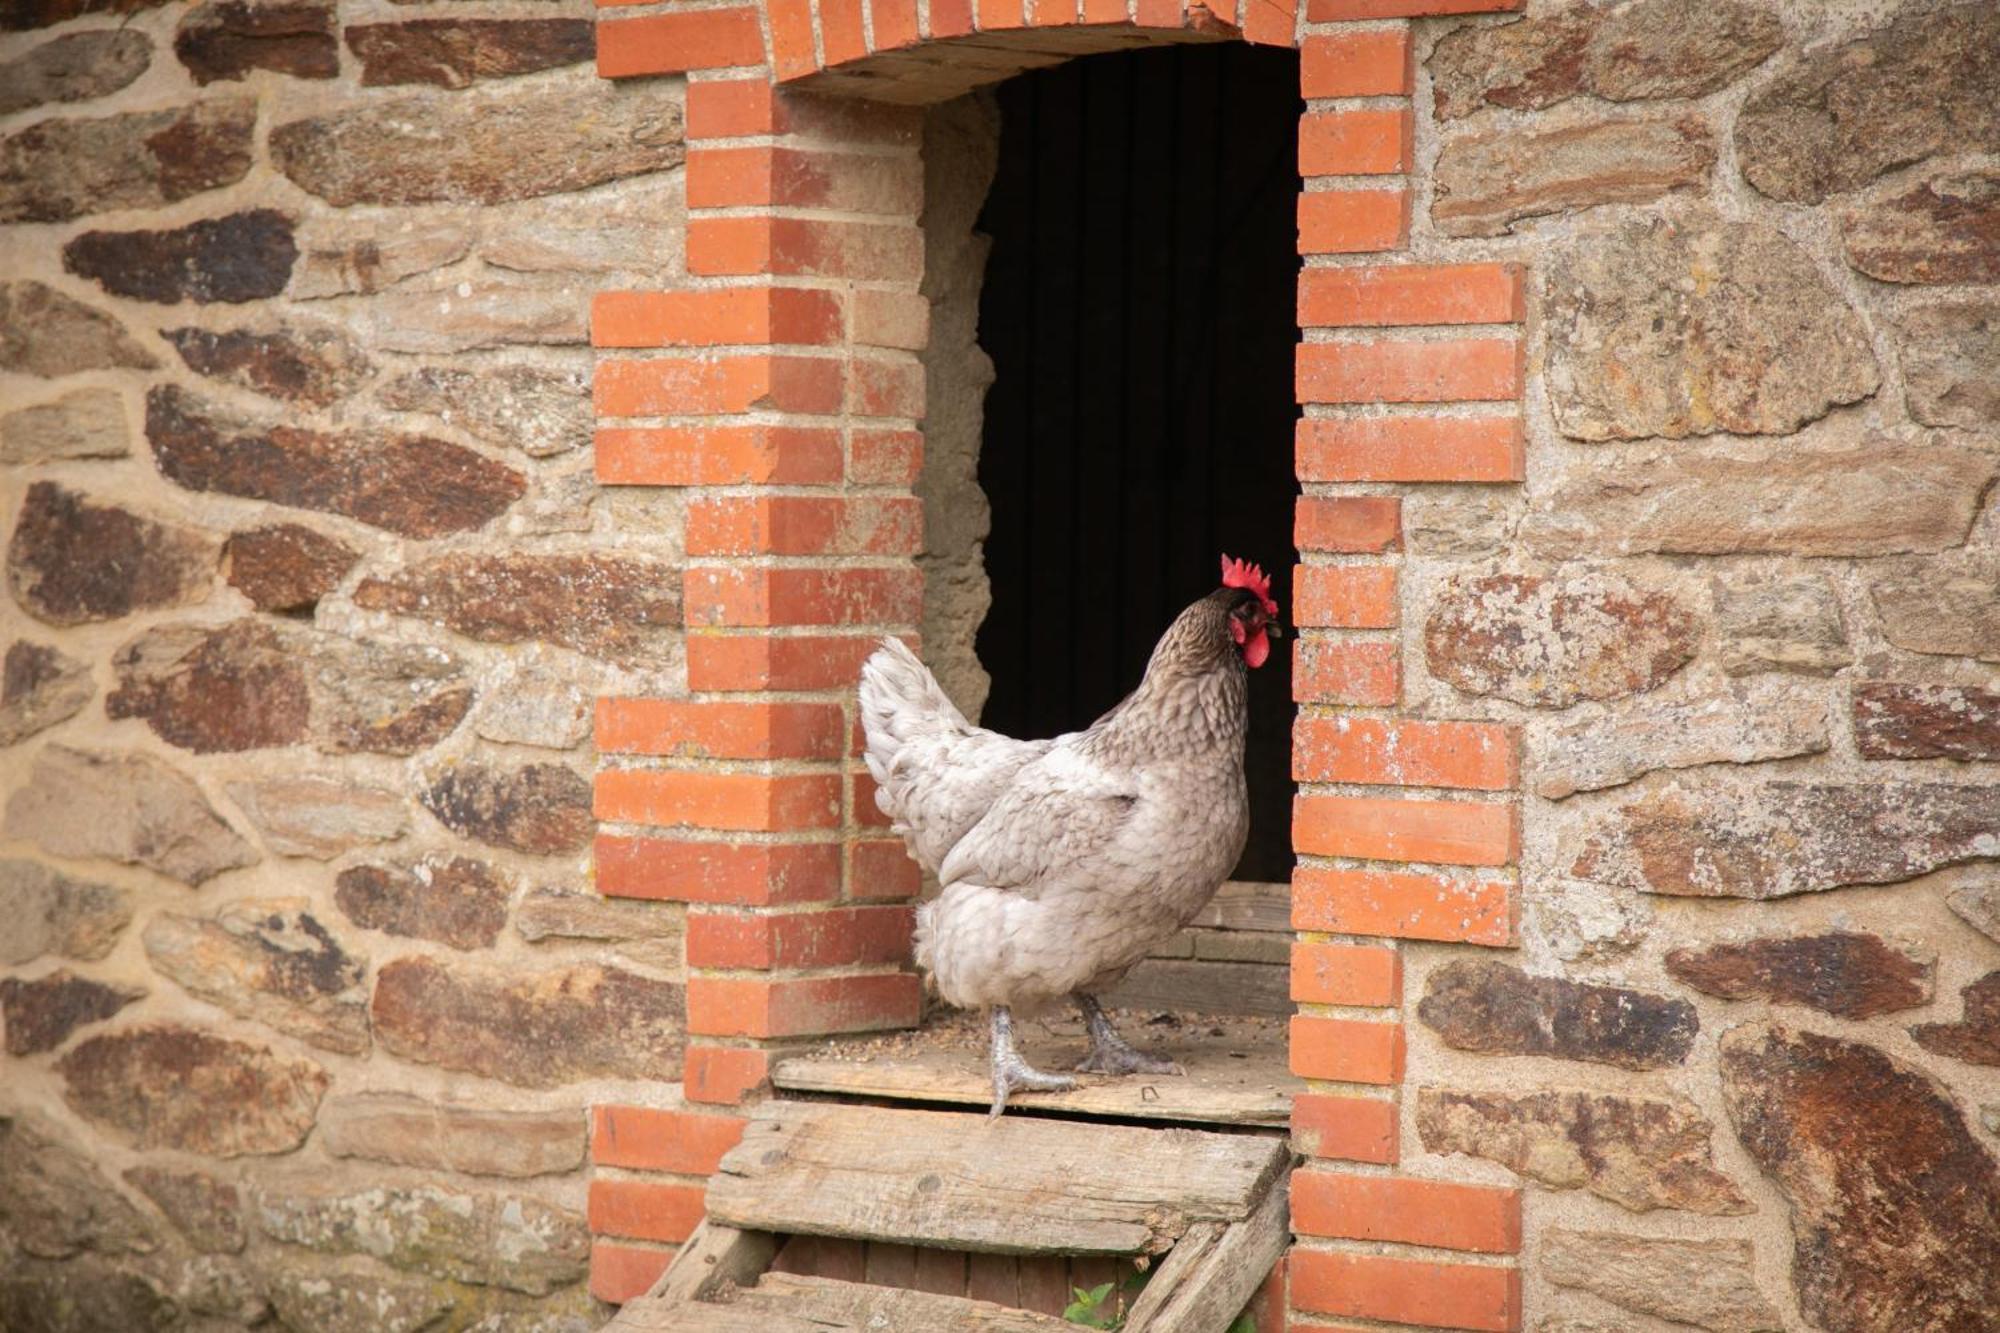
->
<box><xmin>914</xmin><ymin>1245</ymin><xmax>969</xmax><ymax>1296</ymax></box>
<box><xmin>1018</xmin><ymin>1255</ymin><xmax>1071</xmax><ymax>1316</ymax></box>
<box><xmin>706</xmin><ymin>1102</ymin><xmax>1290</xmax><ymax>1256</ymax></box>
<box><xmin>1126</xmin><ymin>1176</ymin><xmax>1291</xmax><ymax>1333</ymax></box>
<box><xmin>1104</xmin><ymin>958</ymin><xmax>1293</xmax><ymax>1017</ymax></box>
<box><xmin>641</xmin><ymin>1220</ymin><xmax>776</xmax><ymax>1307</ymax></box>
<box><xmin>967</xmin><ymin>1251</ymin><xmax>1019</xmax><ymax>1306</ymax></box>
<box><xmin>1186</xmin><ymin>881</ymin><xmax>1292</xmax><ymax>933</ymax></box>
<box><xmin>866</xmin><ymin>1241</ymin><xmax>918</xmax><ymax>1289</ymax></box>
<box><xmin>733</xmin><ymin>1273</ymin><xmax>1076</xmax><ymax>1330</ymax></box>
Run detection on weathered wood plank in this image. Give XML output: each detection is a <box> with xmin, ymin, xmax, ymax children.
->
<box><xmin>642</xmin><ymin>1220</ymin><xmax>776</xmax><ymax>1307</ymax></box>
<box><xmin>735</xmin><ymin>1273</ymin><xmax>1076</xmax><ymax>1330</ymax></box>
<box><xmin>1186</xmin><ymin>881</ymin><xmax>1292</xmax><ymax>933</ymax></box>
<box><xmin>1126</xmin><ymin>1176</ymin><xmax>1291</xmax><ymax>1333</ymax></box>
<box><xmin>1104</xmin><ymin>958</ymin><xmax>1293</xmax><ymax>1017</ymax></box>
<box><xmin>706</xmin><ymin>1102</ymin><xmax>1289</xmax><ymax>1256</ymax></box>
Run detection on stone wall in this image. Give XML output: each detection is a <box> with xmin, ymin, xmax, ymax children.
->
<box><xmin>1398</xmin><ymin>2</ymin><xmax>2000</xmax><ymax>1328</ymax></box>
<box><xmin>0</xmin><ymin>1</ymin><xmax>693</xmax><ymax>1325</ymax></box>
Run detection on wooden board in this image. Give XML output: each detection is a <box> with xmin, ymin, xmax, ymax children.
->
<box><xmin>705</xmin><ymin>1102</ymin><xmax>1289</xmax><ymax>1257</ymax></box>
<box><xmin>772</xmin><ymin>1017</ymin><xmax>1295</xmax><ymax>1128</ymax></box>
<box><xmin>1186</xmin><ymin>881</ymin><xmax>1292</xmax><ymax>934</ymax></box>
<box><xmin>615</xmin><ymin>1273</ymin><xmax>1075</xmax><ymax>1332</ymax></box>
<box><xmin>1125</xmin><ymin>1176</ymin><xmax>1290</xmax><ymax>1333</ymax></box>
<box><xmin>1104</xmin><ymin>958</ymin><xmax>1292</xmax><ymax>1017</ymax></box>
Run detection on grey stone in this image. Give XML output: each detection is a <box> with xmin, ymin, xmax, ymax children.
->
<box><xmin>261</xmin><ymin>1257</ymin><xmax>453</xmax><ymax>1333</ymax></box>
<box><xmin>0</xmin><ymin>281</ymin><xmax>156</xmax><ymax>377</ymax></box>
<box><xmin>515</xmin><ymin>886</ymin><xmax>682</xmax><ymax>970</ymax></box>
<box><xmin>1541</xmin><ymin>1229</ymin><xmax>1781</xmax><ymax>1332</ymax></box>
<box><xmin>319</xmin><ymin>1093</ymin><xmax>585</xmax><ymax>1178</ymax></box>
<box><xmin>1897</xmin><ymin>301</ymin><xmax>2000</xmax><ymax>429</ymax></box>
<box><xmin>0</xmin><ymin>1113</ymin><xmax>155</xmax><ymax>1258</ymax></box>
<box><xmin>226</xmin><ymin>776</ymin><xmax>408</xmax><ymax>859</ymax></box>
<box><xmin>0</xmin><ymin>98</ymin><xmax>254</xmax><ymax>223</ymax></box>
<box><xmin>1870</xmin><ymin>555</ymin><xmax>2000</xmax><ymax>663</ymax></box>
<box><xmin>1947</xmin><ymin>885</ymin><xmax>2000</xmax><ymax>948</ymax></box>
<box><xmin>0</xmin><ymin>29</ymin><xmax>151</xmax><ymax>116</ymax></box>
<box><xmin>0</xmin><ymin>860</ymin><xmax>131</xmax><ymax>966</ymax></box>
<box><xmin>378</xmin><ymin>362</ymin><xmax>588</xmax><ymax>457</ymax></box>
<box><xmin>1525</xmin><ymin>878</ymin><xmax>1652</xmax><ymax>963</ymax></box>
<box><xmin>0</xmin><ymin>388</ymin><xmax>128</xmax><ymax>463</ymax></box>
<box><xmin>5</xmin><ymin>746</ymin><xmax>257</xmax><ymax>886</ymax></box>
<box><xmin>473</xmin><ymin>661</ymin><xmax>591</xmax><ymax>750</ymax></box>
<box><xmin>123</xmin><ymin>1167</ymin><xmax>247</xmax><ymax>1254</ymax></box>
<box><xmin>347</xmin><ymin>277</ymin><xmax>590</xmax><ymax>353</ymax></box>
<box><xmin>143</xmin><ymin>898</ymin><xmax>370</xmax><ymax>1055</ymax></box>
<box><xmin>0</xmin><ymin>640</ymin><xmax>95</xmax><ymax>746</ymax></box>
<box><xmin>1435</xmin><ymin>113</ymin><xmax>1715</xmax><ymax>238</ymax></box>
<box><xmin>290</xmin><ymin>214</ymin><xmax>474</xmax><ymax>298</ymax></box>
<box><xmin>1712</xmin><ymin>570</ymin><xmax>1850</xmax><ymax>677</ymax></box>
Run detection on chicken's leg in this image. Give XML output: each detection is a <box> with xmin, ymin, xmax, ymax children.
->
<box><xmin>1073</xmin><ymin>994</ymin><xmax>1184</xmax><ymax>1077</ymax></box>
<box><xmin>988</xmin><ymin>1005</ymin><xmax>1077</xmax><ymax>1118</ymax></box>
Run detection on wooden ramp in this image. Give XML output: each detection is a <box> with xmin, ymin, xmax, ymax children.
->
<box><xmin>608</xmin><ymin>1101</ymin><xmax>1292</xmax><ymax>1332</ymax></box>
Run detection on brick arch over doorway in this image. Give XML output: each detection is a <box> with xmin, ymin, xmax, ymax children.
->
<box><xmin>587</xmin><ymin>1</ymin><xmax>1530</xmax><ymax>1327</ymax></box>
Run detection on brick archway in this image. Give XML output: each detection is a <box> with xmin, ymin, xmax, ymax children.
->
<box><xmin>587</xmin><ymin>1</ymin><xmax>1530</xmax><ymax>1327</ymax></box>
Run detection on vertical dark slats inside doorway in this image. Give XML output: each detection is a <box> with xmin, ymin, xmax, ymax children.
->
<box><xmin>974</xmin><ymin>45</ymin><xmax>1304</xmax><ymax>882</ymax></box>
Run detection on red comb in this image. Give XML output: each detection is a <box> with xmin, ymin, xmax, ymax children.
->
<box><xmin>1220</xmin><ymin>554</ymin><xmax>1277</xmax><ymax>615</ymax></box>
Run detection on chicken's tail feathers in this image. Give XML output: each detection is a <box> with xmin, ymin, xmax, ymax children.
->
<box><xmin>858</xmin><ymin>637</ymin><xmax>971</xmax><ymax>770</ymax></box>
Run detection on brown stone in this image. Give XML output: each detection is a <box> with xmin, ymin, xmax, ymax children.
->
<box><xmin>0</xmin><ymin>860</ymin><xmax>131</xmax><ymax>966</ymax></box>
<box><xmin>516</xmin><ymin>887</ymin><xmax>683</xmax><ymax>970</ymax></box>
<box><xmin>0</xmin><ymin>387</ymin><xmax>128</xmax><ymax>463</ymax></box>
<box><xmin>1666</xmin><ymin>932</ymin><xmax>1933</xmax><ymax>1020</ymax></box>
<box><xmin>1947</xmin><ymin>885</ymin><xmax>2000</xmax><ymax>948</ymax></box>
<box><xmin>2</xmin><ymin>0</ymin><xmax>169</xmax><ymax>27</ymax></box>
<box><xmin>1544</xmin><ymin>209</ymin><xmax>1879</xmax><ymax>440</ymax></box>
<box><xmin>1532</xmin><ymin>677</ymin><xmax>1829</xmax><ymax>801</ymax></box>
<box><xmin>0</xmin><ymin>639</ymin><xmax>94</xmax><ymax>745</ymax></box>
<box><xmin>58</xmin><ymin>1025</ymin><xmax>328</xmax><ymax>1156</ymax></box>
<box><xmin>354</xmin><ymin>554</ymin><xmax>681</xmax><ymax>665</ymax></box>
<box><xmin>0</xmin><ymin>29</ymin><xmax>151</xmax><ymax>115</ymax></box>
<box><xmin>144</xmin><ymin>899</ymin><xmax>369</xmax><ymax>1055</ymax></box>
<box><xmin>370</xmin><ymin>955</ymin><xmax>684</xmax><ymax>1086</ymax></box>
<box><xmin>0</xmin><ymin>1256</ymin><xmax>179</xmax><ymax>1332</ymax></box>
<box><xmin>1418</xmin><ymin>959</ymin><xmax>1696</xmax><ymax>1070</ymax></box>
<box><xmin>175</xmin><ymin>0</ymin><xmax>336</xmax><ymax>83</ymax></box>
<box><xmin>1430</xmin><ymin>0</ymin><xmax>1781</xmax><ymax>121</ymax></box>
<box><xmin>353</xmin><ymin>276</ymin><xmax>590</xmax><ymax>353</ymax></box>
<box><xmin>420</xmin><ymin>761</ymin><xmax>593</xmax><ymax>856</ymax></box>
<box><xmin>1711</xmin><ymin>570</ymin><xmax>1850</xmax><ymax>677</ymax></box>
<box><xmin>347</xmin><ymin>18</ymin><xmax>593</xmax><ymax>88</ymax></box>
<box><xmin>0</xmin><ymin>281</ymin><xmax>156</xmax><ymax>377</ymax></box>
<box><xmin>1528</xmin><ymin>436</ymin><xmax>1993</xmax><ymax>557</ymax></box>
<box><xmin>147</xmin><ymin>384</ymin><xmax>524</xmax><ymax>538</ymax></box>
<box><xmin>1575</xmin><ymin>780</ymin><xmax>2000</xmax><ymax>899</ymax></box>
<box><xmin>334</xmin><ymin>856</ymin><xmax>510</xmax><ymax>950</ymax></box>
<box><xmin>1911</xmin><ymin>971</ymin><xmax>2000</xmax><ymax>1067</ymax></box>
<box><xmin>377</xmin><ymin>361</ymin><xmax>589</xmax><ymax>457</ymax></box>
<box><xmin>7</xmin><ymin>482</ymin><xmax>215</xmax><ymax>627</ymax></box>
<box><xmin>1722</xmin><ymin>1023</ymin><xmax>2000</xmax><ymax>1330</ymax></box>
<box><xmin>289</xmin><ymin>214</ymin><xmax>474</xmax><ymax>298</ymax></box>
<box><xmin>1897</xmin><ymin>300</ymin><xmax>2000</xmax><ymax>430</ymax></box>
<box><xmin>0</xmin><ymin>970</ymin><xmax>143</xmax><ymax>1055</ymax></box>
<box><xmin>4</xmin><ymin>746</ymin><xmax>258</xmax><ymax>886</ymax></box>
<box><xmin>0</xmin><ymin>98</ymin><xmax>254</xmax><ymax>224</ymax></box>
<box><xmin>318</xmin><ymin>1092</ymin><xmax>585</xmax><ymax>1178</ymax></box>
<box><xmin>1541</xmin><ymin>1230</ymin><xmax>1780</xmax><ymax>1333</ymax></box>
<box><xmin>272</xmin><ymin>78</ymin><xmax>684</xmax><ymax>207</ymax></box>
<box><xmin>1736</xmin><ymin>4</ymin><xmax>2000</xmax><ymax>205</ymax></box>
<box><xmin>1870</xmin><ymin>555</ymin><xmax>2000</xmax><ymax>663</ymax></box>
<box><xmin>108</xmin><ymin>620</ymin><xmax>311</xmax><ymax>752</ymax></box>
<box><xmin>223</xmin><ymin>523</ymin><xmax>358</xmax><ymax>612</ymax></box>
<box><xmin>1855</xmin><ymin>683</ymin><xmax>2000</xmax><ymax>762</ymax></box>
<box><xmin>0</xmin><ymin>1113</ymin><xmax>156</xmax><ymax>1258</ymax></box>
<box><xmin>1423</xmin><ymin>569</ymin><xmax>1699</xmax><ymax>707</ymax></box>
<box><xmin>226</xmin><ymin>776</ymin><xmax>407</xmax><ymax>859</ymax></box>
<box><xmin>308</xmin><ymin>635</ymin><xmax>473</xmax><ymax>755</ymax></box>
<box><xmin>252</xmin><ymin>1179</ymin><xmax>587</xmax><ymax>1294</ymax></box>
<box><xmin>1434</xmin><ymin>113</ymin><xmax>1715</xmax><ymax>238</ymax></box>
<box><xmin>64</xmin><ymin>209</ymin><xmax>296</xmax><ymax>304</ymax></box>
<box><xmin>1838</xmin><ymin>164</ymin><xmax>2000</xmax><ymax>286</ymax></box>
<box><xmin>123</xmin><ymin>1167</ymin><xmax>246</xmax><ymax>1254</ymax></box>
<box><xmin>165</xmin><ymin>322</ymin><xmax>371</xmax><ymax>407</ymax></box>
<box><xmin>1415</xmin><ymin>1086</ymin><xmax>1750</xmax><ymax>1215</ymax></box>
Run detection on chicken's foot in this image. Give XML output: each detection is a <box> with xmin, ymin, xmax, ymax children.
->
<box><xmin>989</xmin><ymin>1005</ymin><xmax>1077</xmax><ymax>1118</ymax></box>
<box><xmin>1073</xmin><ymin>993</ymin><xmax>1185</xmax><ymax>1077</ymax></box>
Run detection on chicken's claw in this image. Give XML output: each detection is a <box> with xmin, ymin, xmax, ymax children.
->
<box><xmin>1072</xmin><ymin>993</ymin><xmax>1185</xmax><ymax>1078</ymax></box>
<box><xmin>988</xmin><ymin>1005</ymin><xmax>1078</xmax><ymax>1118</ymax></box>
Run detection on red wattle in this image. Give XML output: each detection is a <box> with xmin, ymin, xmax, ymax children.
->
<box><xmin>1243</xmin><ymin>629</ymin><xmax>1269</xmax><ymax>668</ymax></box>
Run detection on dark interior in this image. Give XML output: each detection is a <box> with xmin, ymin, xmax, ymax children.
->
<box><xmin>973</xmin><ymin>44</ymin><xmax>1304</xmax><ymax>883</ymax></box>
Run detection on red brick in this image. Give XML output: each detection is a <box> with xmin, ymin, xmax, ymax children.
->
<box><xmin>687</xmin><ymin>77</ymin><xmax>778</xmax><ymax>138</ymax></box>
<box><xmin>849</xmin><ymin>770</ymin><xmax>892</xmax><ymax>828</ymax></box>
<box><xmin>686</xmin><ymin>904</ymin><xmax>915</xmax><ymax>969</ymax></box>
<box><xmin>819</xmin><ymin>0</ymin><xmax>867</xmax><ymax>62</ymax></box>
<box><xmin>590</xmin><ymin>1240</ymin><xmax>674</xmax><ymax>1305</ymax></box>
<box><xmin>848</xmin><ymin>838</ymin><xmax>921</xmax><ymax>899</ymax></box>
<box><xmin>929</xmin><ymin>0</ymin><xmax>975</xmax><ymax>36</ymax></box>
<box><xmin>872</xmin><ymin>0</ymin><xmax>921</xmax><ymax>47</ymax></box>
<box><xmin>1298</xmin><ymin>189</ymin><xmax>1408</xmax><ymax>254</ymax></box>
<box><xmin>1290</xmin><ymin>1250</ymin><xmax>1521</xmax><ymax>1332</ymax></box>
<box><xmin>1290</xmin><ymin>939</ymin><xmax>1400</xmax><ymax>1007</ymax></box>
<box><xmin>1292</xmin><ymin>864</ymin><xmax>1515</xmax><ymax>946</ymax></box>
<box><xmin>688</xmin><ymin>972</ymin><xmax>921</xmax><ymax>1038</ymax></box>
<box><xmin>1294</xmin><ymin>793</ymin><xmax>1518</xmax><ymax>867</ymax></box>
<box><xmin>1081</xmin><ymin>0</ymin><xmax>1127</xmax><ymax>20</ymax></box>
<box><xmin>1308</xmin><ymin>0</ymin><xmax>1518</xmax><ymax>17</ymax></box>
<box><xmin>689</xmin><ymin>217</ymin><xmax>924</xmax><ymax>281</ymax></box>
<box><xmin>595</xmin><ymin>424</ymin><xmax>843</xmax><ymax>488</ymax></box>
<box><xmin>1293</xmin><ymin>716</ymin><xmax>1518</xmax><ymax>790</ymax></box>
<box><xmin>596</xmin><ymin>7</ymin><xmax>764</xmax><ymax>77</ymax></box>
<box><xmin>1290</xmin><ymin>1014</ymin><xmax>1404</xmax><ymax>1084</ymax></box>
<box><xmin>1297</xmin><ymin>337</ymin><xmax>1522</xmax><ymax>404</ymax></box>
<box><xmin>977</xmin><ymin>0</ymin><xmax>1025</xmax><ymax>28</ymax></box>
<box><xmin>853</xmin><ymin>289</ymin><xmax>930</xmax><ymax>350</ymax></box>
<box><xmin>594</xmin><ymin>354</ymin><xmax>843</xmax><ymax>418</ymax></box>
<box><xmin>1292</xmin><ymin>1091</ymin><xmax>1398</xmax><ymax>1164</ymax></box>
<box><xmin>1296</xmin><ymin>414</ymin><xmax>1524</xmax><ymax>482</ymax></box>
<box><xmin>597</xmin><ymin>835</ymin><xmax>842</xmax><ymax>906</ymax></box>
<box><xmin>592</xmin><ymin>287</ymin><xmax>843</xmax><ymax>349</ymax></box>
<box><xmin>767</xmin><ymin>0</ymin><xmax>818</xmax><ymax>78</ymax></box>
<box><xmin>689</xmin><ymin>146</ymin><xmax>922</xmax><ymax>214</ymax></box>
<box><xmin>1133</xmin><ymin>0</ymin><xmax>1180</xmax><ymax>25</ymax></box>
<box><xmin>1293</xmin><ymin>1171</ymin><xmax>1521</xmax><ymax>1254</ymax></box>
<box><xmin>595</xmin><ymin>771</ymin><xmax>843</xmax><ymax>832</ymax></box>
<box><xmin>1029</xmin><ymin>0</ymin><xmax>1078</xmax><ymax>22</ymax></box>
<box><xmin>686</xmin><ymin>633</ymin><xmax>900</xmax><ymax>691</ymax></box>
<box><xmin>1300</xmin><ymin>263</ymin><xmax>1523</xmax><ymax>328</ymax></box>
<box><xmin>596</xmin><ymin>699</ymin><xmax>847</xmax><ymax>760</ymax></box>
<box><xmin>687</xmin><ymin>495</ymin><xmax>924</xmax><ymax>557</ymax></box>
<box><xmin>1299</xmin><ymin>108</ymin><xmax>1411</xmax><ymax>176</ymax></box>
<box><xmin>849</xmin><ymin>428</ymin><xmax>924</xmax><ymax>484</ymax></box>
<box><xmin>1295</xmin><ymin>496</ymin><xmax>1399</xmax><ymax>554</ymax></box>
<box><xmin>589</xmin><ymin>1179</ymin><xmax>706</xmax><ymax>1245</ymax></box>
<box><xmin>1300</xmin><ymin>28</ymin><xmax>1411</xmax><ymax>97</ymax></box>
<box><xmin>848</xmin><ymin>356</ymin><xmax>926</xmax><ymax>419</ymax></box>
<box><xmin>683</xmin><ymin>565</ymin><xmax>923</xmax><ymax>628</ymax></box>
<box><xmin>1293</xmin><ymin>637</ymin><xmax>1398</xmax><ymax>706</ymax></box>
<box><xmin>1241</xmin><ymin>0</ymin><xmax>1295</xmax><ymax>46</ymax></box>
<box><xmin>684</xmin><ymin>1044</ymin><xmax>772</xmax><ymax>1103</ymax></box>
<box><xmin>682</xmin><ymin>84</ymin><xmax>923</xmax><ymax>143</ymax></box>
<box><xmin>1294</xmin><ymin>564</ymin><xmax>1397</xmax><ymax>629</ymax></box>
<box><xmin>592</xmin><ymin>1105</ymin><xmax>746</xmax><ymax>1174</ymax></box>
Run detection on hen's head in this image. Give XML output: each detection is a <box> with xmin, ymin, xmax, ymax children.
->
<box><xmin>1219</xmin><ymin>555</ymin><xmax>1281</xmax><ymax>669</ymax></box>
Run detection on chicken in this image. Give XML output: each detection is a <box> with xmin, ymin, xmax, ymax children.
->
<box><xmin>859</xmin><ymin>555</ymin><xmax>1281</xmax><ymax>1115</ymax></box>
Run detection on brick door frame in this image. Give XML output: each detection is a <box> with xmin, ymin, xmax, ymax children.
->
<box><xmin>587</xmin><ymin>1</ymin><xmax>1531</xmax><ymax>1327</ymax></box>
